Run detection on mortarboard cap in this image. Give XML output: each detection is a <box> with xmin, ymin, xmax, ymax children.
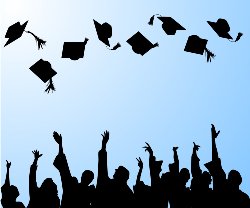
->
<box><xmin>29</xmin><ymin>59</ymin><xmax>57</xmax><ymax>93</ymax></box>
<box><xmin>4</xmin><ymin>20</ymin><xmax>46</xmax><ymax>49</ymax></box>
<box><xmin>184</xmin><ymin>35</ymin><xmax>208</xmax><ymax>55</ymax></box>
<box><xmin>157</xmin><ymin>17</ymin><xmax>186</xmax><ymax>35</ymax></box>
<box><xmin>207</xmin><ymin>18</ymin><xmax>232</xmax><ymax>40</ymax></box>
<box><xmin>62</xmin><ymin>38</ymin><xmax>89</xmax><ymax>60</ymax></box>
<box><xmin>184</xmin><ymin>35</ymin><xmax>215</xmax><ymax>62</ymax></box>
<box><xmin>93</xmin><ymin>19</ymin><xmax>112</xmax><ymax>47</ymax></box>
<box><xmin>127</xmin><ymin>31</ymin><xmax>159</xmax><ymax>56</ymax></box>
<box><xmin>207</xmin><ymin>18</ymin><xmax>243</xmax><ymax>42</ymax></box>
<box><xmin>4</xmin><ymin>21</ymin><xmax>28</xmax><ymax>47</ymax></box>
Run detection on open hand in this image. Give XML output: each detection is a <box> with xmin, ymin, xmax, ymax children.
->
<box><xmin>101</xmin><ymin>130</ymin><xmax>109</xmax><ymax>148</ymax></box>
<box><xmin>193</xmin><ymin>142</ymin><xmax>200</xmax><ymax>151</ymax></box>
<box><xmin>136</xmin><ymin>157</ymin><xmax>143</xmax><ymax>169</ymax></box>
<box><xmin>32</xmin><ymin>150</ymin><xmax>43</xmax><ymax>160</ymax></box>
<box><xmin>53</xmin><ymin>131</ymin><xmax>62</xmax><ymax>144</ymax></box>
<box><xmin>211</xmin><ymin>124</ymin><xmax>220</xmax><ymax>139</ymax></box>
<box><xmin>173</xmin><ymin>146</ymin><xmax>178</xmax><ymax>151</ymax></box>
<box><xmin>6</xmin><ymin>160</ymin><xmax>11</xmax><ymax>169</ymax></box>
<box><xmin>143</xmin><ymin>142</ymin><xmax>153</xmax><ymax>155</ymax></box>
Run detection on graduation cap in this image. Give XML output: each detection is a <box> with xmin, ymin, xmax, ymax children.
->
<box><xmin>184</xmin><ymin>35</ymin><xmax>215</xmax><ymax>62</ymax></box>
<box><xmin>62</xmin><ymin>38</ymin><xmax>89</xmax><ymax>60</ymax></box>
<box><xmin>4</xmin><ymin>21</ymin><xmax>28</xmax><ymax>47</ymax></box>
<box><xmin>207</xmin><ymin>18</ymin><xmax>243</xmax><ymax>42</ymax></box>
<box><xmin>148</xmin><ymin>15</ymin><xmax>186</xmax><ymax>35</ymax></box>
<box><xmin>29</xmin><ymin>59</ymin><xmax>57</xmax><ymax>93</ymax></box>
<box><xmin>4</xmin><ymin>21</ymin><xmax>46</xmax><ymax>49</ymax></box>
<box><xmin>127</xmin><ymin>31</ymin><xmax>159</xmax><ymax>56</ymax></box>
<box><xmin>93</xmin><ymin>19</ymin><xmax>121</xmax><ymax>50</ymax></box>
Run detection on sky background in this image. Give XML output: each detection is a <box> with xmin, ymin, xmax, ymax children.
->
<box><xmin>1</xmin><ymin>0</ymin><xmax>250</xmax><ymax>205</ymax></box>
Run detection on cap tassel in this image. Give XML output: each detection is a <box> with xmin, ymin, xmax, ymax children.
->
<box><xmin>148</xmin><ymin>14</ymin><xmax>161</xmax><ymax>25</ymax></box>
<box><xmin>25</xmin><ymin>31</ymin><xmax>46</xmax><ymax>49</ymax></box>
<box><xmin>45</xmin><ymin>78</ymin><xmax>55</xmax><ymax>93</ymax></box>
<box><xmin>108</xmin><ymin>42</ymin><xmax>121</xmax><ymax>50</ymax></box>
<box><xmin>153</xmin><ymin>42</ymin><xmax>159</xmax><ymax>48</ymax></box>
<box><xmin>229</xmin><ymin>32</ymin><xmax>243</xmax><ymax>42</ymax></box>
<box><xmin>204</xmin><ymin>48</ymin><xmax>215</xmax><ymax>62</ymax></box>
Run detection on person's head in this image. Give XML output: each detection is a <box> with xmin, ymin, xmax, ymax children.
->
<box><xmin>40</xmin><ymin>178</ymin><xmax>58</xmax><ymax>196</ymax></box>
<box><xmin>113</xmin><ymin>166</ymin><xmax>129</xmax><ymax>183</ymax></box>
<box><xmin>201</xmin><ymin>171</ymin><xmax>212</xmax><ymax>187</ymax></box>
<box><xmin>161</xmin><ymin>172</ymin><xmax>171</xmax><ymax>185</ymax></box>
<box><xmin>81</xmin><ymin>170</ymin><xmax>94</xmax><ymax>185</ymax></box>
<box><xmin>9</xmin><ymin>185</ymin><xmax>19</xmax><ymax>200</ymax></box>
<box><xmin>179</xmin><ymin>168</ymin><xmax>190</xmax><ymax>185</ymax></box>
<box><xmin>228</xmin><ymin>170</ymin><xmax>242</xmax><ymax>189</ymax></box>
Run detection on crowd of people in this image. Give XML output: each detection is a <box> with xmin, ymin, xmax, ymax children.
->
<box><xmin>2</xmin><ymin>124</ymin><xmax>250</xmax><ymax>208</ymax></box>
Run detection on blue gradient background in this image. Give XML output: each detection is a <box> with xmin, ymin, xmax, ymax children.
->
<box><xmin>1</xmin><ymin>0</ymin><xmax>250</xmax><ymax>205</ymax></box>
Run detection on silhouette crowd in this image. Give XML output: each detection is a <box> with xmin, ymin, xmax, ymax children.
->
<box><xmin>2</xmin><ymin>124</ymin><xmax>250</xmax><ymax>208</ymax></box>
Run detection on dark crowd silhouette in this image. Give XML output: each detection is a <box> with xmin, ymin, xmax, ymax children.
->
<box><xmin>2</xmin><ymin>124</ymin><xmax>250</xmax><ymax>208</ymax></box>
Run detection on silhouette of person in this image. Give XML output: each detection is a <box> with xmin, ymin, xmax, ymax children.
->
<box><xmin>168</xmin><ymin>147</ymin><xmax>191</xmax><ymax>208</ymax></box>
<box><xmin>95</xmin><ymin>130</ymin><xmax>134</xmax><ymax>208</ymax></box>
<box><xmin>205</xmin><ymin>124</ymin><xmax>250</xmax><ymax>208</ymax></box>
<box><xmin>133</xmin><ymin>157</ymin><xmax>153</xmax><ymax>208</ymax></box>
<box><xmin>52</xmin><ymin>131</ymin><xmax>95</xmax><ymax>208</ymax></box>
<box><xmin>144</xmin><ymin>142</ymin><xmax>167</xmax><ymax>208</ymax></box>
<box><xmin>1</xmin><ymin>160</ymin><xmax>25</xmax><ymax>208</ymax></box>
<box><xmin>27</xmin><ymin>150</ymin><xmax>60</xmax><ymax>208</ymax></box>
<box><xmin>190</xmin><ymin>142</ymin><xmax>214</xmax><ymax>208</ymax></box>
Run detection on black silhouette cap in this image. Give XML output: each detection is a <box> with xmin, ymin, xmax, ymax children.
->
<box><xmin>127</xmin><ymin>31</ymin><xmax>159</xmax><ymax>56</ymax></box>
<box><xmin>184</xmin><ymin>35</ymin><xmax>208</xmax><ymax>55</ymax></box>
<box><xmin>207</xmin><ymin>18</ymin><xmax>233</xmax><ymax>39</ymax></box>
<box><xmin>4</xmin><ymin>21</ymin><xmax>28</xmax><ymax>47</ymax></box>
<box><xmin>184</xmin><ymin>35</ymin><xmax>215</xmax><ymax>62</ymax></box>
<box><xmin>30</xmin><ymin>59</ymin><xmax>57</xmax><ymax>83</ymax></box>
<box><xmin>29</xmin><ymin>59</ymin><xmax>57</xmax><ymax>93</ymax></box>
<box><xmin>157</xmin><ymin>17</ymin><xmax>186</xmax><ymax>35</ymax></box>
<box><xmin>93</xmin><ymin>19</ymin><xmax>112</xmax><ymax>46</ymax></box>
<box><xmin>62</xmin><ymin>38</ymin><xmax>89</xmax><ymax>60</ymax></box>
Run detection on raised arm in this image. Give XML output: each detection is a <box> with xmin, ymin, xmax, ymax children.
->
<box><xmin>53</xmin><ymin>131</ymin><xmax>72</xmax><ymax>190</ymax></box>
<box><xmin>211</xmin><ymin>124</ymin><xmax>220</xmax><ymax>161</ymax></box>
<box><xmin>136</xmin><ymin>157</ymin><xmax>143</xmax><ymax>185</ymax></box>
<box><xmin>172</xmin><ymin>146</ymin><xmax>179</xmax><ymax>174</ymax></box>
<box><xmin>29</xmin><ymin>150</ymin><xmax>42</xmax><ymax>198</ymax></box>
<box><xmin>97</xmin><ymin>130</ymin><xmax>109</xmax><ymax>187</ymax></box>
<box><xmin>53</xmin><ymin>131</ymin><xmax>63</xmax><ymax>155</ymax></box>
<box><xmin>4</xmin><ymin>161</ymin><xmax>11</xmax><ymax>187</ymax></box>
<box><xmin>143</xmin><ymin>142</ymin><xmax>160</xmax><ymax>186</ymax></box>
<box><xmin>191</xmin><ymin>142</ymin><xmax>202</xmax><ymax>177</ymax></box>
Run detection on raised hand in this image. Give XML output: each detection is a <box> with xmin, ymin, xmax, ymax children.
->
<box><xmin>6</xmin><ymin>160</ymin><xmax>11</xmax><ymax>169</ymax></box>
<box><xmin>53</xmin><ymin>131</ymin><xmax>62</xmax><ymax>144</ymax></box>
<box><xmin>173</xmin><ymin>146</ymin><xmax>179</xmax><ymax>151</ymax></box>
<box><xmin>136</xmin><ymin>157</ymin><xmax>143</xmax><ymax>169</ymax></box>
<box><xmin>101</xmin><ymin>130</ymin><xmax>109</xmax><ymax>149</ymax></box>
<box><xmin>143</xmin><ymin>142</ymin><xmax>153</xmax><ymax>155</ymax></box>
<box><xmin>32</xmin><ymin>150</ymin><xmax>43</xmax><ymax>160</ymax></box>
<box><xmin>193</xmin><ymin>142</ymin><xmax>200</xmax><ymax>151</ymax></box>
<box><xmin>211</xmin><ymin>124</ymin><xmax>220</xmax><ymax>139</ymax></box>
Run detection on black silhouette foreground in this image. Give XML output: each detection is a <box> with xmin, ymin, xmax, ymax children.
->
<box><xmin>2</xmin><ymin>125</ymin><xmax>250</xmax><ymax>208</ymax></box>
